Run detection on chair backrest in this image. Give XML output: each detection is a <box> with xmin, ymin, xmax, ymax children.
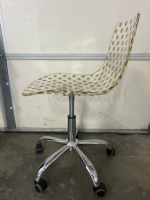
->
<box><xmin>22</xmin><ymin>14</ymin><xmax>140</xmax><ymax>96</ymax></box>
<box><xmin>91</xmin><ymin>13</ymin><xmax>140</xmax><ymax>94</ymax></box>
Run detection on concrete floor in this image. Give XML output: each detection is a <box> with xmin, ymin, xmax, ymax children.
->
<box><xmin>0</xmin><ymin>133</ymin><xmax>150</xmax><ymax>200</ymax></box>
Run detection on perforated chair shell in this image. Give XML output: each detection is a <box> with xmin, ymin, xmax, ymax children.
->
<box><xmin>22</xmin><ymin>13</ymin><xmax>140</xmax><ymax>96</ymax></box>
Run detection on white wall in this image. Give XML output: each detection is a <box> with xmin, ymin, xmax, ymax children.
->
<box><xmin>0</xmin><ymin>0</ymin><xmax>150</xmax><ymax>129</ymax></box>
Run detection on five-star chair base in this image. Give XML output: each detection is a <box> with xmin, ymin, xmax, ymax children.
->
<box><xmin>34</xmin><ymin>94</ymin><xmax>115</xmax><ymax>197</ymax></box>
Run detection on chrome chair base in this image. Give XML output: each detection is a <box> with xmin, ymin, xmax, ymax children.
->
<box><xmin>34</xmin><ymin>94</ymin><xmax>115</xmax><ymax>197</ymax></box>
<box><xmin>34</xmin><ymin>135</ymin><xmax>115</xmax><ymax>197</ymax></box>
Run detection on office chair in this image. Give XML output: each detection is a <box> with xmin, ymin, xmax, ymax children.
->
<box><xmin>23</xmin><ymin>13</ymin><xmax>140</xmax><ymax>197</ymax></box>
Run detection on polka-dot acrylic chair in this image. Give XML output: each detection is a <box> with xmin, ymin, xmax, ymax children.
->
<box><xmin>23</xmin><ymin>13</ymin><xmax>140</xmax><ymax>197</ymax></box>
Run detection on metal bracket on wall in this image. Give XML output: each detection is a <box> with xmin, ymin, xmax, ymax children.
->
<box><xmin>5</xmin><ymin>53</ymin><xmax>150</xmax><ymax>60</ymax></box>
<box><xmin>0</xmin><ymin>25</ymin><xmax>16</xmax><ymax>129</ymax></box>
<box><xmin>148</xmin><ymin>124</ymin><xmax>150</xmax><ymax>134</ymax></box>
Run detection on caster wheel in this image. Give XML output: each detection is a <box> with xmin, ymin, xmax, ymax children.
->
<box><xmin>93</xmin><ymin>182</ymin><xmax>106</xmax><ymax>197</ymax></box>
<box><xmin>107</xmin><ymin>147</ymin><xmax>115</xmax><ymax>156</ymax></box>
<box><xmin>35</xmin><ymin>143</ymin><xmax>43</xmax><ymax>153</ymax></box>
<box><xmin>34</xmin><ymin>178</ymin><xmax>47</xmax><ymax>193</ymax></box>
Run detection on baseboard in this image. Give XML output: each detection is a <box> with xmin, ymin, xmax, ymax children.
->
<box><xmin>0</xmin><ymin>127</ymin><xmax>149</xmax><ymax>135</ymax></box>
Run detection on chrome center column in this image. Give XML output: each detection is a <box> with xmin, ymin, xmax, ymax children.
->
<box><xmin>68</xmin><ymin>93</ymin><xmax>76</xmax><ymax>150</ymax></box>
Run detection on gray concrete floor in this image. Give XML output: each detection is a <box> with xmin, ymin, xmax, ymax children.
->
<box><xmin>0</xmin><ymin>133</ymin><xmax>150</xmax><ymax>200</ymax></box>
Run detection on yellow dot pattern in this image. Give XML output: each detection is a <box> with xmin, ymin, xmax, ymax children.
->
<box><xmin>23</xmin><ymin>13</ymin><xmax>140</xmax><ymax>96</ymax></box>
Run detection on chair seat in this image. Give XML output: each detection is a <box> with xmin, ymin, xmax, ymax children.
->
<box><xmin>22</xmin><ymin>14</ymin><xmax>140</xmax><ymax>97</ymax></box>
<box><xmin>22</xmin><ymin>69</ymin><xmax>119</xmax><ymax>96</ymax></box>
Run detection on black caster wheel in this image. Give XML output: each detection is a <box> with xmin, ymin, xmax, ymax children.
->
<box><xmin>93</xmin><ymin>182</ymin><xmax>107</xmax><ymax>197</ymax></box>
<box><xmin>107</xmin><ymin>147</ymin><xmax>115</xmax><ymax>156</ymax></box>
<box><xmin>35</xmin><ymin>143</ymin><xmax>43</xmax><ymax>153</ymax></box>
<box><xmin>34</xmin><ymin>178</ymin><xmax>47</xmax><ymax>193</ymax></box>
